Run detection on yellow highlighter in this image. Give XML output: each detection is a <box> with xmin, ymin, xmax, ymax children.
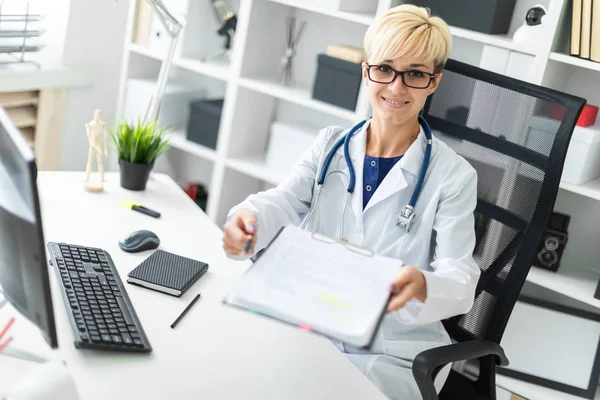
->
<box><xmin>120</xmin><ymin>201</ymin><xmax>161</xmax><ymax>218</ymax></box>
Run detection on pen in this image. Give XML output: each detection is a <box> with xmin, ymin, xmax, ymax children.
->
<box><xmin>244</xmin><ymin>237</ymin><xmax>253</xmax><ymax>253</ymax></box>
<box><xmin>170</xmin><ymin>293</ymin><xmax>201</xmax><ymax>329</ymax></box>
<box><xmin>243</xmin><ymin>225</ymin><xmax>256</xmax><ymax>253</ymax></box>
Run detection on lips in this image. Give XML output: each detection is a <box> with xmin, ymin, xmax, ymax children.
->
<box><xmin>383</xmin><ymin>97</ymin><xmax>409</xmax><ymax>107</ymax></box>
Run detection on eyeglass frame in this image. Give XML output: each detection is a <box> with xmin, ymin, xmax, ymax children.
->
<box><xmin>365</xmin><ymin>64</ymin><xmax>439</xmax><ymax>89</ymax></box>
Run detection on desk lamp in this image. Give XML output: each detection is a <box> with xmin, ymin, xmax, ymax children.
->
<box><xmin>95</xmin><ymin>0</ymin><xmax>184</xmax><ymax>124</ymax></box>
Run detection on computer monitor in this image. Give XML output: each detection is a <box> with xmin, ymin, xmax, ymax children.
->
<box><xmin>0</xmin><ymin>106</ymin><xmax>58</xmax><ymax>348</ymax></box>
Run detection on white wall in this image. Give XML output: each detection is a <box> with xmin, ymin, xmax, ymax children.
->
<box><xmin>58</xmin><ymin>0</ymin><xmax>132</xmax><ymax>171</ymax></box>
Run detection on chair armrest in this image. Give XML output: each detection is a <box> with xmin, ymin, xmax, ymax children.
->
<box><xmin>412</xmin><ymin>340</ymin><xmax>509</xmax><ymax>400</ymax></box>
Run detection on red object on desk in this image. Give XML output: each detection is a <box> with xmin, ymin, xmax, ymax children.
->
<box><xmin>577</xmin><ymin>104</ymin><xmax>599</xmax><ymax>127</ymax></box>
<box><xmin>550</xmin><ymin>104</ymin><xmax>599</xmax><ymax>127</ymax></box>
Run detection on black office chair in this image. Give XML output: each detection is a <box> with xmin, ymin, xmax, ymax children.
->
<box><xmin>412</xmin><ymin>59</ymin><xmax>586</xmax><ymax>400</ymax></box>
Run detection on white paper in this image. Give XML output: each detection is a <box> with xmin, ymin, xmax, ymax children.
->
<box><xmin>226</xmin><ymin>225</ymin><xmax>401</xmax><ymax>347</ymax></box>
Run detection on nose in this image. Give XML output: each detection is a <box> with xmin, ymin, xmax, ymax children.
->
<box><xmin>388</xmin><ymin>74</ymin><xmax>408</xmax><ymax>94</ymax></box>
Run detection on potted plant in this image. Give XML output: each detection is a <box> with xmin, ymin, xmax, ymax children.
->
<box><xmin>111</xmin><ymin>119</ymin><xmax>171</xmax><ymax>191</ymax></box>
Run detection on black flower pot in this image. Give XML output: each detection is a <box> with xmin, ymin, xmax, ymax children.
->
<box><xmin>119</xmin><ymin>159</ymin><xmax>154</xmax><ymax>191</ymax></box>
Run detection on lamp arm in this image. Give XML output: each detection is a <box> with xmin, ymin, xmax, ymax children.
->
<box><xmin>146</xmin><ymin>0</ymin><xmax>183</xmax><ymax>37</ymax></box>
<box><xmin>142</xmin><ymin>0</ymin><xmax>185</xmax><ymax>125</ymax></box>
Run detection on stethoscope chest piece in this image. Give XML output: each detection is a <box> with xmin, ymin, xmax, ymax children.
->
<box><xmin>397</xmin><ymin>205</ymin><xmax>416</xmax><ymax>233</ymax></box>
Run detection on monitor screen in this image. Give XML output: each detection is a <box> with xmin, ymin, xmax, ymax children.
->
<box><xmin>0</xmin><ymin>107</ymin><xmax>57</xmax><ymax>348</ymax></box>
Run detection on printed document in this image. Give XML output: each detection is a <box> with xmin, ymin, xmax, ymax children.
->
<box><xmin>224</xmin><ymin>224</ymin><xmax>401</xmax><ymax>348</ymax></box>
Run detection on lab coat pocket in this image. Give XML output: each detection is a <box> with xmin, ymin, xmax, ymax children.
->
<box><xmin>381</xmin><ymin>314</ymin><xmax>448</xmax><ymax>360</ymax></box>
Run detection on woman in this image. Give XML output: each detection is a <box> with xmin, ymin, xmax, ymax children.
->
<box><xmin>222</xmin><ymin>5</ymin><xmax>480</xmax><ymax>399</ymax></box>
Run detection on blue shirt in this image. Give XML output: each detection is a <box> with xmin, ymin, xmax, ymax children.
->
<box><xmin>363</xmin><ymin>154</ymin><xmax>403</xmax><ymax>209</ymax></box>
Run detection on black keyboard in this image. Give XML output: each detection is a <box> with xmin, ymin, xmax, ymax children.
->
<box><xmin>47</xmin><ymin>242</ymin><xmax>152</xmax><ymax>353</ymax></box>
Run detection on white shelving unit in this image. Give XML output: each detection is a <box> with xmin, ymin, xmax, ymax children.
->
<box><xmin>116</xmin><ymin>0</ymin><xmax>600</xmax><ymax>398</ymax></box>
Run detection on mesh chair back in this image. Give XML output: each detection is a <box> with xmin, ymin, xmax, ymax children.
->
<box><xmin>422</xmin><ymin>59</ymin><xmax>585</xmax><ymax>345</ymax></box>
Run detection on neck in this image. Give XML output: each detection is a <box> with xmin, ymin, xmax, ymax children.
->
<box><xmin>366</xmin><ymin>116</ymin><xmax>420</xmax><ymax>157</ymax></box>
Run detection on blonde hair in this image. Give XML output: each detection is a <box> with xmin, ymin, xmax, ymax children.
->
<box><xmin>364</xmin><ymin>4</ymin><xmax>452</xmax><ymax>73</ymax></box>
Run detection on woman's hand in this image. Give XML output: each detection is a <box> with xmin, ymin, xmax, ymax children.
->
<box><xmin>387</xmin><ymin>266</ymin><xmax>427</xmax><ymax>312</ymax></box>
<box><xmin>222</xmin><ymin>209</ymin><xmax>257</xmax><ymax>256</ymax></box>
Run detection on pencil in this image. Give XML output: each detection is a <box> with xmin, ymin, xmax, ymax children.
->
<box><xmin>170</xmin><ymin>294</ymin><xmax>201</xmax><ymax>329</ymax></box>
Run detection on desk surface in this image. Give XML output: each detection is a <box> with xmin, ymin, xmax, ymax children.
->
<box><xmin>0</xmin><ymin>171</ymin><xmax>387</xmax><ymax>400</ymax></box>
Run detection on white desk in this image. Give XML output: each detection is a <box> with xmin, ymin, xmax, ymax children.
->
<box><xmin>0</xmin><ymin>171</ymin><xmax>387</xmax><ymax>400</ymax></box>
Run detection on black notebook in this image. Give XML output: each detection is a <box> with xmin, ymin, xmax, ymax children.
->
<box><xmin>127</xmin><ymin>250</ymin><xmax>209</xmax><ymax>297</ymax></box>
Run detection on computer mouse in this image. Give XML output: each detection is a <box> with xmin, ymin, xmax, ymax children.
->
<box><xmin>119</xmin><ymin>230</ymin><xmax>160</xmax><ymax>253</ymax></box>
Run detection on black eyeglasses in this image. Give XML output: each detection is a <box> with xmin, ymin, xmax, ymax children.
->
<box><xmin>365</xmin><ymin>64</ymin><xmax>437</xmax><ymax>89</ymax></box>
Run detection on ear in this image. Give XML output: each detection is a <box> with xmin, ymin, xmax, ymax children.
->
<box><xmin>428</xmin><ymin>72</ymin><xmax>443</xmax><ymax>96</ymax></box>
<box><xmin>362</xmin><ymin>62</ymin><xmax>369</xmax><ymax>86</ymax></box>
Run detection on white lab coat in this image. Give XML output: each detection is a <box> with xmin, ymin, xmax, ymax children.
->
<box><xmin>228</xmin><ymin>119</ymin><xmax>480</xmax><ymax>399</ymax></box>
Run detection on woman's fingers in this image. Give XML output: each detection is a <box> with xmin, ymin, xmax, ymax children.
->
<box><xmin>222</xmin><ymin>210</ymin><xmax>258</xmax><ymax>256</ymax></box>
<box><xmin>387</xmin><ymin>283</ymin><xmax>417</xmax><ymax>312</ymax></box>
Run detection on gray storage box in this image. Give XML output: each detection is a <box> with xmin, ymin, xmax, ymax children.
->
<box><xmin>312</xmin><ymin>54</ymin><xmax>362</xmax><ymax>111</ymax></box>
<box><xmin>186</xmin><ymin>99</ymin><xmax>224</xmax><ymax>150</ymax></box>
<box><xmin>410</xmin><ymin>0</ymin><xmax>517</xmax><ymax>35</ymax></box>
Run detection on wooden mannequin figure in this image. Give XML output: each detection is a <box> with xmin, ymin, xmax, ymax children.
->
<box><xmin>84</xmin><ymin>109</ymin><xmax>109</xmax><ymax>192</ymax></box>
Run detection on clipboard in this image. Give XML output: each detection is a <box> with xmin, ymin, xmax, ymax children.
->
<box><xmin>223</xmin><ymin>225</ymin><xmax>398</xmax><ymax>350</ymax></box>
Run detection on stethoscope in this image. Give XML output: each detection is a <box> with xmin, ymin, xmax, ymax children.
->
<box><xmin>301</xmin><ymin>116</ymin><xmax>433</xmax><ymax>239</ymax></box>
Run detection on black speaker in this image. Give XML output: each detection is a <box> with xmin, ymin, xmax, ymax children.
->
<box><xmin>533</xmin><ymin>212</ymin><xmax>570</xmax><ymax>272</ymax></box>
<box><xmin>410</xmin><ymin>0</ymin><xmax>518</xmax><ymax>35</ymax></box>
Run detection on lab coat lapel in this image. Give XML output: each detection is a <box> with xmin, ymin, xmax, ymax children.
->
<box><xmin>363</xmin><ymin>126</ymin><xmax>426</xmax><ymax>214</ymax></box>
<box><xmin>349</xmin><ymin>127</ymin><xmax>366</xmax><ymax>226</ymax></box>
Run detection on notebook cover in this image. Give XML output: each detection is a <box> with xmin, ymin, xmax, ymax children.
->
<box><xmin>127</xmin><ymin>250</ymin><xmax>208</xmax><ymax>297</ymax></box>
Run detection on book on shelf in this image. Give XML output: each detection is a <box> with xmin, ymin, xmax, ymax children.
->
<box><xmin>571</xmin><ymin>0</ymin><xmax>600</xmax><ymax>61</ymax></box>
<box><xmin>592</xmin><ymin>0</ymin><xmax>600</xmax><ymax>61</ymax></box>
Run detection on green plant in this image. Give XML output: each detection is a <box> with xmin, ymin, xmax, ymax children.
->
<box><xmin>110</xmin><ymin>119</ymin><xmax>171</xmax><ymax>164</ymax></box>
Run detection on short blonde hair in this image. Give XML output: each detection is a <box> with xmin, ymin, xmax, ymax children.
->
<box><xmin>364</xmin><ymin>4</ymin><xmax>452</xmax><ymax>73</ymax></box>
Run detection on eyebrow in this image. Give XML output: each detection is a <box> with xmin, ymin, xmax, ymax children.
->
<box><xmin>383</xmin><ymin>60</ymin><xmax>431</xmax><ymax>70</ymax></box>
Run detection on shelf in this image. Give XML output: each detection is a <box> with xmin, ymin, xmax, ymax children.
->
<box><xmin>166</xmin><ymin>130</ymin><xmax>218</xmax><ymax>161</ymax></box>
<box><xmin>497</xmin><ymin>374</ymin><xmax>600</xmax><ymax>400</ymax></box>
<box><xmin>0</xmin><ymin>91</ymin><xmax>38</xmax><ymax>108</ymax></box>
<box><xmin>559</xmin><ymin>177</ymin><xmax>600</xmax><ymax>201</ymax></box>
<box><xmin>129</xmin><ymin>43</ymin><xmax>232</xmax><ymax>82</ymax></box>
<box><xmin>526</xmin><ymin>264</ymin><xmax>600</xmax><ymax>309</ymax></box>
<box><xmin>19</xmin><ymin>127</ymin><xmax>34</xmax><ymax>148</ymax></box>
<box><xmin>549</xmin><ymin>52</ymin><xmax>600</xmax><ymax>72</ymax></box>
<box><xmin>7</xmin><ymin>106</ymin><xmax>36</xmax><ymax>128</ymax></box>
<box><xmin>175</xmin><ymin>56</ymin><xmax>231</xmax><ymax>82</ymax></box>
<box><xmin>239</xmin><ymin>77</ymin><xmax>358</xmax><ymax>121</ymax></box>
<box><xmin>226</xmin><ymin>154</ymin><xmax>287</xmax><ymax>186</ymax></box>
<box><xmin>449</xmin><ymin>26</ymin><xmax>538</xmax><ymax>56</ymax></box>
<box><xmin>129</xmin><ymin>42</ymin><xmax>163</xmax><ymax>61</ymax></box>
<box><xmin>266</xmin><ymin>0</ymin><xmax>375</xmax><ymax>25</ymax></box>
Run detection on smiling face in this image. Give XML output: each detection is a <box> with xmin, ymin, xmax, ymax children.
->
<box><xmin>362</xmin><ymin>5</ymin><xmax>452</xmax><ymax>128</ymax></box>
<box><xmin>363</xmin><ymin>58</ymin><xmax>440</xmax><ymax>127</ymax></box>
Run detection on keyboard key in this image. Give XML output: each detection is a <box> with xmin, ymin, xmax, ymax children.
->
<box><xmin>101</xmin><ymin>334</ymin><xmax>112</xmax><ymax>344</ymax></box>
<box><xmin>112</xmin><ymin>335</ymin><xmax>123</xmax><ymax>344</ymax></box>
<box><xmin>122</xmin><ymin>334</ymin><xmax>133</xmax><ymax>346</ymax></box>
<box><xmin>117</xmin><ymin>298</ymin><xmax>134</xmax><ymax>324</ymax></box>
<box><xmin>133</xmin><ymin>339</ymin><xmax>144</xmax><ymax>347</ymax></box>
<box><xmin>91</xmin><ymin>335</ymin><xmax>102</xmax><ymax>343</ymax></box>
